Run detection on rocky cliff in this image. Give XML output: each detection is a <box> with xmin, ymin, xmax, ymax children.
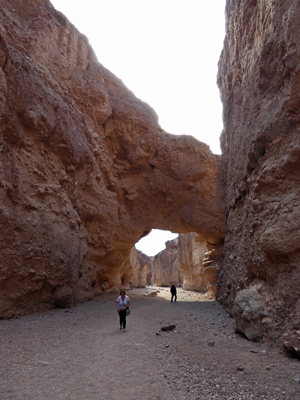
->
<box><xmin>218</xmin><ymin>0</ymin><xmax>300</xmax><ymax>353</ymax></box>
<box><xmin>137</xmin><ymin>250</ymin><xmax>154</xmax><ymax>286</ymax></box>
<box><xmin>0</xmin><ymin>0</ymin><xmax>225</xmax><ymax>318</ymax></box>
<box><xmin>177</xmin><ymin>233</ymin><xmax>208</xmax><ymax>292</ymax></box>
<box><xmin>152</xmin><ymin>233</ymin><xmax>217</xmax><ymax>294</ymax></box>
<box><xmin>128</xmin><ymin>247</ymin><xmax>150</xmax><ymax>288</ymax></box>
<box><xmin>153</xmin><ymin>239</ymin><xmax>182</xmax><ymax>287</ymax></box>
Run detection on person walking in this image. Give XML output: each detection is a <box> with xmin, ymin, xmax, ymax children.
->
<box><xmin>170</xmin><ymin>283</ymin><xmax>177</xmax><ymax>303</ymax></box>
<box><xmin>116</xmin><ymin>290</ymin><xmax>130</xmax><ymax>332</ymax></box>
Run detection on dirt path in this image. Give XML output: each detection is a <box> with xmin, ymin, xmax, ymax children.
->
<box><xmin>0</xmin><ymin>287</ymin><xmax>299</xmax><ymax>400</ymax></box>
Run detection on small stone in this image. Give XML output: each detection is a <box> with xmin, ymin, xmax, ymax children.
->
<box><xmin>293</xmin><ymin>378</ymin><xmax>300</xmax><ymax>384</ymax></box>
<box><xmin>250</xmin><ymin>349</ymin><xmax>258</xmax><ymax>353</ymax></box>
<box><xmin>237</xmin><ymin>364</ymin><xmax>244</xmax><ymax>371</ymax></box>
<box><xmin>208</xmin><ymin>342</ymin><xmax>215</xmax><ymax>347</ymax></box>
<box><xmin>156</xmin><ymin>331</ymin><xmax>161</xmax><ymax>335</ymax></box>
<box><xmin>266</xmin><ymin>365</ymin><xmax>271</xmax><ymax>370</ymax></box>
<box><xmin>165</xmin><ymin>344</ymin><xmax>169</xmax><ymax>348</ymax></box>
<box><xmin>161</xmin><ymin>324</ymin><xmax>176</xmax><ymax>332</ymax></box>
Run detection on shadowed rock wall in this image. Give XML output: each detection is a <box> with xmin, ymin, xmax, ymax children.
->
<box><xmin>218</xmin><ymin>0</ymin><xmax>300</xmax><ymax>352</ymax></box>
<box><xmin>0</xmin><ymin>0</ymin><xmax>225</xmax><ymax>317</ymax></box>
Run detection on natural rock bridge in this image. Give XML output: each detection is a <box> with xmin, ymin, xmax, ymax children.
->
<box><xmin>0</xmin><ymin>0</ymin><xmax>225</xmax><ymax>319</ymax></box>
<box><xmin>2</xmin><ymin>0</ymin><xmax>300</xmax><ymax>357</ymax></box>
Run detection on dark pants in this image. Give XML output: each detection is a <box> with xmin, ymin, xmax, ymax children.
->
<box><xmin>171</xmin><ymin>293</ymin><xmax>177</xmax><ymax>302</ymax></box>
<box><xmin>118</xmin><ymin>310</ymin><xmax>127</xmax><ymax>329</ymax></box>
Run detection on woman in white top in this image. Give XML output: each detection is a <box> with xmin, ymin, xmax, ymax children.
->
<box><xmin>115</xmin><ymin>290</ymin><xmax>130</xmax><ymax>332</ymax></box>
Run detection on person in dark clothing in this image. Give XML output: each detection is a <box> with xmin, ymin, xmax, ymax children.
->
<box><xmin>170</xmin><ymin>283</ymin><xmax>177</xmax><ymax>303</ymax></box>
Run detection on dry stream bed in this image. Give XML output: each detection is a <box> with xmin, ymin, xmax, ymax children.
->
<box><xmin>0</xmin><ymin>287</ymin><xmax>299</xmax><ymax>399</ymax></box>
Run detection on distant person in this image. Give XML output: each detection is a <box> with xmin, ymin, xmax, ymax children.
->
<box><xmin>170</xmin><ymin>283</ymin><xmax>177</xmax><ymax>303</ymax></box>
<box><xmin>116</xmin><ymin>290</ymin><xmax>130</xmax><ymax>332</ymax></box>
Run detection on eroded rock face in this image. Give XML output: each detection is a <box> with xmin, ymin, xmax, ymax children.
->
<box><xmin>218</xmin><ymin>0</ymin><xmax>300</xmax><ymax>349</ymax></box>
<box><xmin>129</xmin><ymin>248</ymin><xmax>150</xmax><ymax>288</ymax></box>
<box><xmin>203</xmin><ymin>242</ymin><xmax>223</xmax><ymax>298</ymax></box>
<box><xmin>177</xmin><ymin>233</ymin><xmax>207</xmax><ymax>292</ymax></box>
<box><xmin>0</xmin><ymin>0</ymin><xmax>225</xmax><ymax>317</ymax></box>
<box><xmin>137</xmin><ymin>250</ymin><xmax>154</xmax><ymax>286</ymax></box>
<box><xmin>153</xmin><ymin>239</ymin><xmax>182</xmax><ymax>287</ymax></box>
<box><xmin>153</xmin><ymin>233</ymin><xmax>217</xmax><ymax>294</ymax></box>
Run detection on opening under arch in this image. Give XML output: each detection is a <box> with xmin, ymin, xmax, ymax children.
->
<box><xmin>135</xmin><ymin>229</ymin><xmax>178</xmax><ymax>257</ymax></box>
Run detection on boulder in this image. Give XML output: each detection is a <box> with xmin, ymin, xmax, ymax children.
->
<box><xmin>234</xmin><ymin>285</ymin><xmax>266</xmax><ymax>341</ymax></box>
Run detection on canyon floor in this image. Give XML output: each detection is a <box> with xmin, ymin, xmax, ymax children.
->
<box><xmin>0</xmin><ymin>286</ymin><xmax>299</xmax><ymax>400</ymax></box>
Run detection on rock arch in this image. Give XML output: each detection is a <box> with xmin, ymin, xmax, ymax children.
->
<box><xmin>0</xmin><ymin>0</ymin><xmax>225</xmax><ymax>318</ymax></box>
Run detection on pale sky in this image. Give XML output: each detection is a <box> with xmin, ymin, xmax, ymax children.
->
<box><xmin>50</xmin><ymin>0</ymin><xmax>226</xmax><ymax>256</ymax></box>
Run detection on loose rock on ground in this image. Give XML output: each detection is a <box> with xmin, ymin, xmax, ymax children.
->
<box><xmin>0</xmin><ymin>287</ymin><xmax>299</xmax><ymax>400</ymax></box>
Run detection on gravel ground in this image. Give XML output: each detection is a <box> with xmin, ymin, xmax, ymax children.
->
<box><xmin>0</xmin><ymin>287</ymin><xmax>299</xmax><ymax>400</ymax></box>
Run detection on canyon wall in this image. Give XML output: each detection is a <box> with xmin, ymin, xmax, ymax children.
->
<box><xmin>152</xmin><ymin>233</ymin><xmax>212</xmax><ymax>293</ymax></box>
<box><xmin>177</xmin><ymin>233</ymin><xmax>208</xmax><ymax>292</ymax></box>
<box><xmin>129</xmin><ymin>248</ymin><xmax>151</xmax><ymax>288</ymax></box>
<box><xmin>0</xmin><ymin>0</ymin><xmax>225</xmax><ymax>318</ymax></box>
<box><xmin>203</xmin><ymin>242</ymin><xmax>223</xmax><ymax>299</ymax></box>
<box><xmin>153</xmin><ymin>239</ymin><xmax>182</xmax><ymax>287</ymax></box>
<box><xmin>137</xmin><ymin>250</ymin><xmax>154</xmax><ymax>286</ymax></box>
<box><xmin>218</xmin><ymin>0</ymin><xmax>300</xmax><ymax>353</ymax></box>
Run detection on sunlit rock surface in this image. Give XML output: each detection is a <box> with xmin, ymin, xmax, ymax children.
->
<box><xmin>153</xmin><ymin>233</ymin><xmax>218</xmax><ymax>295</ymax></box>
<box><xmin>137</xmin><ymin>250</ymin><xmax>154</xmax><ymax>286</ymax></box>
<box><xmin>153</xmin><ymin>239</ymin><xmax>182</xmax><ymax>287</ymax></box>
<box><xmin>203</xmin><ymin>242</ymin><xmax>223</xmax><ymax>298</ymax></box>
<box><xmin>178</xmin><ymin>233</ymin><xmax>207</xmax><ymax>292</ymax></box>
<box><xmin>218</xmin><ymin>0</ymin><xmax>300</xmax><ymax>350</ymax></box>
<box><xmin>0</xmin><ymin>0</ymin><xmax>224</xmax><ymax>317</ymax></box>
<box><xmin>129</xmin><ymin>248</ymin><xmax>150</xmax><ymax>288</ymax></box>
